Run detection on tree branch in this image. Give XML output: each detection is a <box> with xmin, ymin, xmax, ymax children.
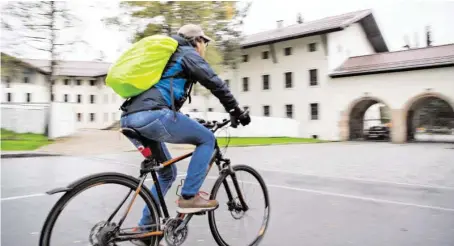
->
<box><xmin>24</xmin><ymin>36</ymin><xmax>49</xmax><ymax>40</ymax></box>
<box><xmin>24</xmin><ymin>42</ymin><xmax>51</xmax><ymax>53</ymax></box>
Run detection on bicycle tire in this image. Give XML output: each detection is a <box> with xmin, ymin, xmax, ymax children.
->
<box><xmin>208</xmin><ymin>165</ymin><xmax>270</xmax><ymax>246</ymax></box>
<box><xmin>39</xmin><ymin>172</ymin><xmax>161</xmax><ymax>246</ymax></box>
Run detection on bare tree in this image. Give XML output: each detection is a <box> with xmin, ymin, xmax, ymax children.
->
<box><xmin>1</xmin><ymin>1</ymin><xmax>87</xmax><ymax>136</ymax></box>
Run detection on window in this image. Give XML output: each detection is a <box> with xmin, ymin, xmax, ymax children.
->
<box><xmin>77</xmin><ymin>113</ymin><xmax>82</xmax><ymax>122</ymax></box>
<box><xmin>208</xmin><ymin>108</ymin><xmax>213</xmax><ymax>112</ymax></box>
<box><xmin>90</xmin><ymin>80</ymin><xmax>96</xmax><ymax>86</ymax></box>
<box><xmin>104</xmin><ymin>94</ymin><xmax>108</xmax><ymax>103</ymax></box>
<box><xmin>262</xmin><ymin>75</ymin><xmax>270</xmax><ymax>90</ymax></box>
<box><xmin>64</xmin><ymin>94</ymin><xmax>68</xmax><ymax>102</ymax></box>
<box><xmin>23</xmin><ymin>76</ymin><xmax>29</xmax><ymax>83</ymax></box>
<box><xmin>225</xmin><ymin>79</ymin><xmax>230</xmax><ymax>88</ymax></box>
<box><xmin>310</xmin><ymin>103</ymin><xmax>319</xmax><ymax>120</ymax></box>
<box><xmin>308</xmin><ymin>43</ymin><xmax>317</xmax><ymax>52</ymax></box>
<box><xmin>285</xmin><ymin>104</ymin><xmax>293</xmax><ymax>118</ymax></box>
<box><xmin>7</xmin><ymin>93</ymin><xmax>12</xmax><ymax>102</ymax></box>
<box><xmin>309</xmin><ymin>69</ymin><xmax>318</xmax><ymax>86</ymax></box>
<box><xmin>112</xmin><ymin>93</ymin><xmax>116</xmax><ymax>103</ymax></box>
<box><xmin>263</xmin><ymin>105</ymin><xmax>270</xmax><ymax>117</ymax></box>
<box><xmin>242</xmin><ymin>55</ymin><xmax>249</xmax><ymax>62</ymax></box>
<box><xmin>112</xmin><ymin>112</ymin><xmax>116</xmax><ymax>121</ymax></box>
<box><xmin>285</xmin><ymin>72</ymin><xmax>292</xmax><ymax>88</ymax></box>
<box><xmin>90</xmin><ymin>113</ymin><xmax>95</xmax><ymax>122</ymax></box>
<box><xmin>77</xmin><ymin>94</ymin><xmax>82</xmax><ymax>103</ymax></box>
<box><xmin>5</xmin><ymin>76</ymin><xmax>11</xmax><ymax>88</ymax></box>
<box><xmin>191</xmin><ymin>109</ymin><xmax>198</xmax><ymax>112</ymax></box>
<box><xmin>76</xmin><ymin>79</ymin><xmax>82</xmax><ymax>85</ymax></box>
<box><xmin>90</xmin><ymin>95</ymin><xmax>95</xmax><ymax>104</ymax></box>
<box><xmin>242</xmin><ymin>77</ymin><xmax>249</xmax><ymax>92</ymax></box>
<box><xmin>64</xmin><ymin>79</ymin><xmax>70</xmax><ymax>85</ymax></box>
<box><xmin>262</xmin><ymin>51</ymin><xmax>269</xmax><ymax>59</ymax></box>
<box><xmin>284</xmin><ymin>47</ymin><xmax>292</xmax><ymax>56</ymax></box>
<box><xmin>104</xmin><ymin>113</ymin><xmax>108</xmax><ymax>122</ymax></box>
<box><xmin>26</xmin><ymin>93</ymin><xmax>31</xmax><ymax>103</ymax></box>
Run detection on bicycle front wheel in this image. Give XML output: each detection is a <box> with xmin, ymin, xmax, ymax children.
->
<box><xmin>39</xmin><ymin>172</ymin><xmax>161</xmax><ymax>246</ymax></box>
<box><xmin>208</xmin><ymin>165</ymin><xmax>270</xmax><ymax>246</ymax></box>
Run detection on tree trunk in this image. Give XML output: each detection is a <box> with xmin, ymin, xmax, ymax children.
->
<box><xmin>44</xmin><ymin>1</ymin><xmax>57</xmax><ymax>138</ymax></box>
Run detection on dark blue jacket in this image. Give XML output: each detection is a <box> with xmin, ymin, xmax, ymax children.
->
<box><xmin>120</xmin><ymin>35</ymin><xmax>238</xmax><ymax>116</ymax></box>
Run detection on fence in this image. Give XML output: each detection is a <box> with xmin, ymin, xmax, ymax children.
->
<box><xmin>1</xmin><ymin>103</ymin><xmax>76</xmax><ymax>139</ymax></box>
<box><xmin>185</xmin><ymin>111</ymin><xmax>300</xmax><ymax>138</ymax></box>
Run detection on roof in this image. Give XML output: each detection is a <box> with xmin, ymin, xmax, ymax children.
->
<box><xmin>1</xmin><ymin>52</ymin><xmax>49</xmax><ymax>74</ymax></box>
<box><xmin>241</xmin><ymin>9</ymin><xmax>388</xmax><ymax>52</ymax></box>
<box><xmin>330</xmin><ymin>43</ymin><xmax>454</xmax><ymax>77</ymax></box>
<box><xmin>20</xmin><ymin>59</ymin><xmax>111</xmax><ymax>77</ymax></box>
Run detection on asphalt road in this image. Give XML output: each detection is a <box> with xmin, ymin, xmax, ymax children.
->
<box><xmin>2</xmin><ymin>142</ymin><xmax>454</xmax><ymax>246</ymax></box>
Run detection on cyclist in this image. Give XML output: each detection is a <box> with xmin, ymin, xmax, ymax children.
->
<box><xmin>119</xmin><ymin>24</ymin><xmax>250</xmax><ymax>245</ymax></box>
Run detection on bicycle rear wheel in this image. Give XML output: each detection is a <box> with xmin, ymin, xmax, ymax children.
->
<box><xmin>208</xmin><ymin>165</ymin><xmax>270</xmax><ymax>246</ymax></box>
<box><xmin>39</xmin><ymin>172</ymin><xmax>161</xmax><ymax>246</ymax></box>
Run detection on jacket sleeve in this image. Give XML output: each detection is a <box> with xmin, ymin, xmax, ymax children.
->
<box><xmin>181</xmin><ymin>50</ymin><xmax>239</xmax><ymax>112</ymax></box>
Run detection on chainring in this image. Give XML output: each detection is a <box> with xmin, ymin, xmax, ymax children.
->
<box><xmin>164</xmin><ymin>218</ymin><xmax>188</xmax><ymax>246</ymax></box>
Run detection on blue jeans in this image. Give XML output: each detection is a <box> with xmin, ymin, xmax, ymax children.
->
<box><xmin>120</xmin><ymin>109</ymin><xmax>216</xmax><ymax>226</ymax></box>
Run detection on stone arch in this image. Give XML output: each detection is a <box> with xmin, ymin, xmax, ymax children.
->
<box><xmin>403</xmin><ymin>92</ymin><xmax>454</xmax><ymax>141</ymax></box>
<box><xmin>343</xmin><ymin>96</ymin><xmax>392</xmax><ymax>141</ymax></box>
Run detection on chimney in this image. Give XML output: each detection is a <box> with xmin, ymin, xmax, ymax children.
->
<box><xmin>277</xmin><ymin>20</ymin><xmax>283</xmax><ymax>28</ymax></box>
<box><xmin>426</xmin><ymin>25</ymin><xmax>432</xmax><ymax>47</ymax></box>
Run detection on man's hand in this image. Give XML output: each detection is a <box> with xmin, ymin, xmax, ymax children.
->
<box><xmin>229</xmin><ymin>106</ymin><xmax>251</xmax><ymax>128</ymax></box>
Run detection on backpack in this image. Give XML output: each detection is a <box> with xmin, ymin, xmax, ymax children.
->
<box><xmin>105</xmin><ymin>35</ymin><xmax>179</xmax><ymax>99</ymax></box>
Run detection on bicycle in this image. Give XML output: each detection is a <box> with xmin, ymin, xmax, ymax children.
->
<box><xmin>39</xmin><ymin>113</ymin><xmax>270</xmax><ymax>246</ymax></box>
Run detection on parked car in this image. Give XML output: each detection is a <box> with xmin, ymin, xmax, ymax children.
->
<box><xmin>364</xmin><ymin>124</ymin><xmax>390</xmax><ymax>140</ymax></box>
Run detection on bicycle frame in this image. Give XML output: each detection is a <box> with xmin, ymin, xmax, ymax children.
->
<box><xmin>109</xmin><ymin>121</ymin><xmax>250</xmax><ymax>242</ymax></box>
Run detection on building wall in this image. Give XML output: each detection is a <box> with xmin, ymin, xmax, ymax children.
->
<box><xmin>1</xmin><ymin>68</ymin><xmax>49</xmax><ymax>103</ymax></box>
<box><xmin>326</xmin><ymin>67</ymin><xmax>454</xmax><ymax>141</ymax></box>
<box><xmin>1</xmin><ymin>67</ymin><xmax>124</xmax><ymax>131</ymax></box>
<box><xmin>186</xmin><ymin>34</ymin><xmax>329</xmax><ymax>138</ymax></box>
<box><xmin>327</xmin><ymin>23</ymin><xmax>375</xmax><ymax>70</ymax></box>
<box><xmin>186</xmin><ymin>111</ymin><xmax>300</xmax><ymax>138</ymax></box>
<box><xmin>51</xmin><ymin>77</ymin><xmax>123</xmax><ymax>129</ymax></box>
<box><xmin>186</xmin><ymin>24</ymin><xmax>377</xmax><ymax>139</ymax></box>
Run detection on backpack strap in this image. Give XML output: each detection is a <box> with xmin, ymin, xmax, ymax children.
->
<box><xmin>161</xmin><ymin>49</ymin><xmax>193</xmax><ymax>120</ymax></box>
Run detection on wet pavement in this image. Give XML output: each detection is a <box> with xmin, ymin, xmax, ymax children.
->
<box><xmin>2</xmin><ymin>142</ymin><xmax>454</xmax><ymax>246</ymax></box>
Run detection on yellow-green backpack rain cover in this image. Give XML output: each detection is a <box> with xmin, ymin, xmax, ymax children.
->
<box><xmin>106</xmin><ymin>35</ymin><xmax>178</xmax><ymax>99</ymax></box>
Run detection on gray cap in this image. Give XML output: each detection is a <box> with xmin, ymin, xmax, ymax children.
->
<box><xmin>177</xmin><ymin>24</ymin><xmax>213</xmax><ymax>42</ymax></box>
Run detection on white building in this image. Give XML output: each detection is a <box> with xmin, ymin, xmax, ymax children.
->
<box><xmin>2</xmin><ymin>9</ymin><xmax>453</xmax><ymax>143</ymax></box>
<box><xmin>188</xmin><ymin>9</ymin><xmax>454</xmax><ymax>143</ymax></box>
<box><xmin>1</xmin><ymin>57</ymin><xmax>123</xmax><ymax>130</ymax></box>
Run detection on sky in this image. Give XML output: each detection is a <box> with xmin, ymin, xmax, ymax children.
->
<box><xmin>2</xmin><ymin>0</ymin><xmax>454</xmax><ymax>62</ymax></box>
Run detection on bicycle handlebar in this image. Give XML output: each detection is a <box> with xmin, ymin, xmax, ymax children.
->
<box><xmin>189</xmin><ymin>109</ymin><xmax>250</xmax><ymax>133</ymax></box>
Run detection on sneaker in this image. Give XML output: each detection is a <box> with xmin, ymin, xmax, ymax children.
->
<box><xmin>177</xmin><ymin>191</ymin><xmax>219</xmax><ymax>214</ymax></box>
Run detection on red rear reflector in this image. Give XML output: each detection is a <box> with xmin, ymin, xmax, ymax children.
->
<box><xmin>138</xmin><ymin>146</ymin><xmax>152</xmax><ymax>158</ymax></box>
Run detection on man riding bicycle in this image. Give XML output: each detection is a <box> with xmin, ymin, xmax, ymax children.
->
<box><xmin>119</xmin><ymin>24</ymin><xmax>250</xmax><ymax>245</ymax></box>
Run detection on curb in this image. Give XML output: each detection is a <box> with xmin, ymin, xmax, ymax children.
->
<box><xmin>1</xmin><ymin>153</ymin><xmax>63</xmax><ymax>159</ymax></box>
